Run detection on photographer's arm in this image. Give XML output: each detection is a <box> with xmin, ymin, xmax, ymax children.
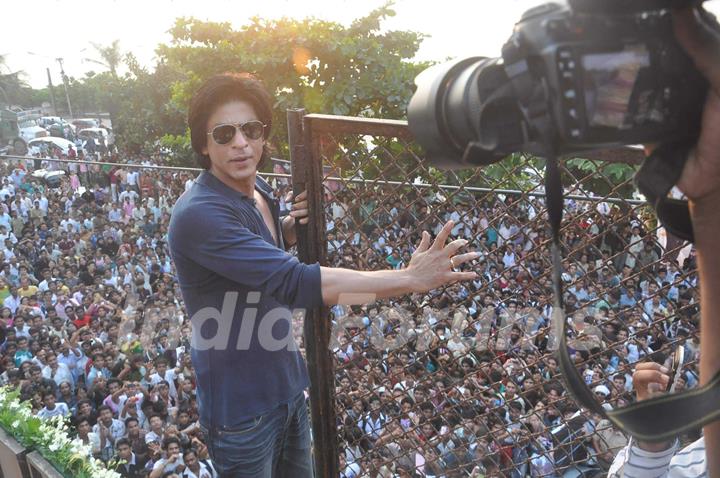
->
<box><xmin>320</xmin><ymin>222</ymin><xmax>478</xmax><ymax>305</ymax></box>
<box><xmin>674</xmin><ymin>8</ymin><xmax>720</xmax><ymax>476</ymax></box>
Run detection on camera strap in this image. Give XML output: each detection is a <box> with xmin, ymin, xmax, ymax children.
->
<box><xmin>545</xmin><ymin>156</ymin><xmax>720</xmax><ymax>442</ymax></box>
<box><xmin>635</xmin><ymin>142</ymin><xmax>696</xmax><ymax>243</ymax></box>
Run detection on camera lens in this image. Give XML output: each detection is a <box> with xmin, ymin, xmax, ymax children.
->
<box><xmin>407</xmin><ymin>56</ymin><xmax>521</xmax><ymax>169</ymax></box>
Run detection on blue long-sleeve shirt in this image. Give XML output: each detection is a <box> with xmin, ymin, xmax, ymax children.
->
<box><xmin>168</xmin><ymin>171</ymin><xmax>323</xmax><ymax>429</ymax></box>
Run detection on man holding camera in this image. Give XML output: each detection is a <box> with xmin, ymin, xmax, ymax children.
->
<box><xmin>609</xmin><ymin>6</ymin><xmax>720</xmax><ymax>477</ymax></box>
<box><xmin>168</xmin><ymin>73</ymin><xmax>479</xmax><ymax>477</ymax></box>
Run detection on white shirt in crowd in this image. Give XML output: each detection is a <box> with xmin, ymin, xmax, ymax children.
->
<box><xmin>126</xmin><ymin>170</ymin><xmax>139</xmax><ymax>186</ymax></box>
<box><xmin>609</xmin><ymin>437</ymin><xmax>705</xmax><ymax>477</ymax></box>
<box><xmin>149</xmin><ymin>368</ymin><xmax>178</xmax><ymax>399</ymax></box>
<box><xmin>119</xmin><ymin>189</ymin><xmax>139</xmax><ymax>205</ymax></box>
<box><xmin>42</xmin><ymin>363</ymin><xmax>74</xmax><ymax>388</ymax></box>
<box><xmin>38</xmin><ymin>402</ymin><xmax>70</xmax><ymax>420</ymax></box>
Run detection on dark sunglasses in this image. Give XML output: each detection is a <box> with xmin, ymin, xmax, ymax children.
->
<box><xmin>207</xmin><ymin>120</ymin><xmax>266</xmax><ymax>145</ymax></box>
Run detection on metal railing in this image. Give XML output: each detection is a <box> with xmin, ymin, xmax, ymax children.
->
<box><xmin>288</xmin><ymin>111</ymin><xmax>700</xmax><ymax>477</ymax></box>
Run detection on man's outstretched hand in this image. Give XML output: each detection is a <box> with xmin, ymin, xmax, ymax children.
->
<box><xmin>406</xmin><ymin>221</ymin><xmax>479</xmax><ymax>293</ymax></box>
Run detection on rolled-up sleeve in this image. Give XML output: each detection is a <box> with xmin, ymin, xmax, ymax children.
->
<box><xmin>608</xmin><ymin>439</ymin><xmax>679</xmax><ymax>477</ymax></box>
<box><xmin>172</xmin><ymin>202</ymin><xmax>323</xmax><ymax>310</ymax></box>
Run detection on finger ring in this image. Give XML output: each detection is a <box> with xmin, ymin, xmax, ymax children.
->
<box><xmin>450</xmin><ymin>258</ymin><xmax>455</xmax><ymax>269</ymax></box>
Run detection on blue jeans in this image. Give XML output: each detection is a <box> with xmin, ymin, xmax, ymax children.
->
<box><xmin>201</xmin><ymin>391</ymin><xmax>314</xmax><ymax>478</ymax></box>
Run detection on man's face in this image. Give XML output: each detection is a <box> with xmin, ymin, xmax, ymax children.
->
<box><xmin>100</xmin><ymin>409</ymin><xmax>113</xmax><ymax>424</ymax></box>
<box><xmin>150</xmin><ymin>416</ymin><xmax>163</xmax><ymax>432</ymax></box>
<box><xmin>78</xmin><ymin>420</ymin><xmax>90</xmax><ymax>435</ymax></box>
<box><xmin>167</xmin><ymin>442</ymin><xmax>180</xmax><ymax>456</ymax></box>
<box><xmin>202</xmin><ymin>100</ymin><xmax>265</xmax><ymax>189</ymax></box>
<box><xmin>177</xmin><ymin>412</ymin><xmax>189</xmax><ymax>426</ymax></box>
<box><xmin>156</xmin><ymin>362</ymin><xmax>167</xmax><ymax>375</ymax></box>
<box><xmin>118</xmin><ymin>443</ymin><xmax>132</xmax><ymax>460</ymax></box>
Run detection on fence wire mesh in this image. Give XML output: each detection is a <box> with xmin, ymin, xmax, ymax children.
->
<box><xmin>295</xmin><ymin>117</ymin><xmax>701</xmax><ymax>478</ymax></box>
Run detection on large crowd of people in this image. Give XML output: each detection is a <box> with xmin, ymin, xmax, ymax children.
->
<box><xmin>321</xmin><ymin>179</ymin><xmax>700</xmax><ymax>476</ymax></box>
<box><xmin>0</xmin><ymin>143</ymin><xmax>701</xmax><ymax>477</ymax></box>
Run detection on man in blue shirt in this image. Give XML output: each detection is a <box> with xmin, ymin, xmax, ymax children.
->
<box><xmin>168</xmin><ymin>73</ymin><xmax>478</xmax><ymax>477</ymax></box>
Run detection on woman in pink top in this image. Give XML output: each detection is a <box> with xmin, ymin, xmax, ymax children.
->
<box><xmin>122</xmin><ymin>197</ymin><xmax>134</xmax><ymax>223</ymax></box>
<box><xmin>70</xmin><ymin>172</ymin><xmax>80</xmax><ymax>192</ymax></box>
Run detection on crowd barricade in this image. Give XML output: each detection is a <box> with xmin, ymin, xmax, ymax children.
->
<box><xmin>287</xmin><ymin>111</ymin><xmax>700</xmax><ymax>477</ymax></box>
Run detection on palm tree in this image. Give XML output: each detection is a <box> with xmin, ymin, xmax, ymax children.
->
<box><xmin>0</xmin><ymin>54</ymin><xmax>27</xmax><ymax>106</ymax></box>
<box><xmin>84</xmin><ymin>40</ymin><xmax>122</xmax><ymax>79</ymax></box>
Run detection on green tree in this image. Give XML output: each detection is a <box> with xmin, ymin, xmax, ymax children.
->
<box><xmin>0</xmin><ymin>55</ymin><xmax>28</xmax><ymax>106</ymax></box>
<box><xmin>111</xmin><ymin>53</ymin><xmax>185</xmax><ymax>153</ymax></box>
<box><xmin>157</xmin><ymin>2</ymin><xmax>427</xmax><ymax>166</ymax></box>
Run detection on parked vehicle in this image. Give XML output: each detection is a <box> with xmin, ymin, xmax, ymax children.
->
<box><xmin>71</xmin><ymin>118</ymin><xmax>99</xmax><ymax>130</ymax></box>
<box><xmin>18</xmin><ymin>118</ymin><xmax>49</xmax><ymax>143</ymax></box>
<box><xmin>0</xmin><ymin>109</ymin><xmax>27</xmax><ymax>155</ymax></box>
<box><xmin>38</xmin><ymin>116</ymin><xmax>62</xmax><ymax>128</ymax></box>
<box><xmin>28</xmin><ymin>137</ymin><xmax>80</xmax><ymax>156</ymax></box>
<box><xmin>31</xmin><ymin>169</ymin><xmax>65</xmax><ymax>188</ymax></box>
<box><xmin>77</xmin><ymin>127</ymin><xmax>108</xmax><ymax>142</ymax></box>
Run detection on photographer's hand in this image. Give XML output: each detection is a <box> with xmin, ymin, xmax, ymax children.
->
<box><xmin>674</xmin><ymin>7</ymin><xmax>720</xmax><ymax>475</ymax></box>
<box><xmin>673</xmin><ymin>8</ymin><xmax>720</xmax><ymax>203</ymax></box>
<box><xmin>632</xmin><ymin>362</ymin><xmax>669</xmax><ymax>403</ymax></box>
<box><xmin>631</xmin><ymin>362</ymin><xmax>674</xmax><ymax>452</ymax></box>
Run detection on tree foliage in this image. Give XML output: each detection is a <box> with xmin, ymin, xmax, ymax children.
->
<box><xmin>11</xmin><ymin>4</ymin><xmax>638</xmax><ymax>195</ymax></box>
<box><xmin>158</xmin><ymin>3</ymin><xmax>427</xmax><ymax>161</ymax></box>
<box><xmin>0</xmin><ymin>55</ymin><xmax>28</xmax><ymax>107</ymax></box>
<box><xmin>84</xmin><ymin>40</ymin><xmax>123</xmax><ymax>79</ymax></box>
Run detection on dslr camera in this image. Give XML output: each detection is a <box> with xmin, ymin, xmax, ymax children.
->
<box><xmin>408</xmin><ymin>0</ymin><xmax>708</xmax><ymax>169</ymax></box>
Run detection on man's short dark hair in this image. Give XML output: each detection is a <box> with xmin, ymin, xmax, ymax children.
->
<box><xmin>163</xmin><ymin>436</ymin><xmax>181</xmax><ymax>450</ymax></box>
<box><xmin>508</xmin><ymin>400</ymin><xmax>523</xmax><ymax>412</ymax></box>
<box><xmin>125</xmin><ymin>416</ymin><xmax>139</xmax><ymax>427</ymax></box>
<box><xmin>115</xmin><ymin>438</ymin><xmax>130</xmax><ymax>449</ymax></box>
<box><xmin>76</xmin><ymin>417</ymin><xmax>90</xmax><ymax>428</ymax></box>
<box><xmin>188</xmin><ymin>73</ymin><xmax>273</xmax><ymax>169</ymax></box>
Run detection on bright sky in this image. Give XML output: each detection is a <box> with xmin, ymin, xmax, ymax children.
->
<box><xmin>3</xmin><ymin>0</ymin><xmax>720</xmax><ymax>89</ymax></box>
<box><xmin>1</xmin><ymin>0</ymin><xmax>542</xmax><ymax>89</ymax></box>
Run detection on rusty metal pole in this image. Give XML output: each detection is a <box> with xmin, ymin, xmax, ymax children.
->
<box><xmin>287</xmin><ymin>109</ymin><xmax>337</xmax><ymax>477</ymax></box>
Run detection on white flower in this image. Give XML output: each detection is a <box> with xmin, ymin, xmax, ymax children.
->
<box><xmin>0</xmin><ymin>386</ymin><xmax>121</xmax><ymax>478</ymax></box>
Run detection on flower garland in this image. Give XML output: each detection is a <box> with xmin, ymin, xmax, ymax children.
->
<box><xmin>0</xmin><ymin>386</ymin><xmax>120</xmax><ymax>478</ymax></box>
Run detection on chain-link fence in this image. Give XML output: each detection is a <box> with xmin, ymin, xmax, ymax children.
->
<box><xmin>289</xmin><ymin>113</ymin><xmax>701</xmax><ymax>477</ymax></box>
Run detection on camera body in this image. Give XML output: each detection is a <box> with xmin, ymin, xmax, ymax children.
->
<box><xmin>407</xmin><ymin>0</ymin><xmax>708</xmax><ymax>169</ymax></box>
